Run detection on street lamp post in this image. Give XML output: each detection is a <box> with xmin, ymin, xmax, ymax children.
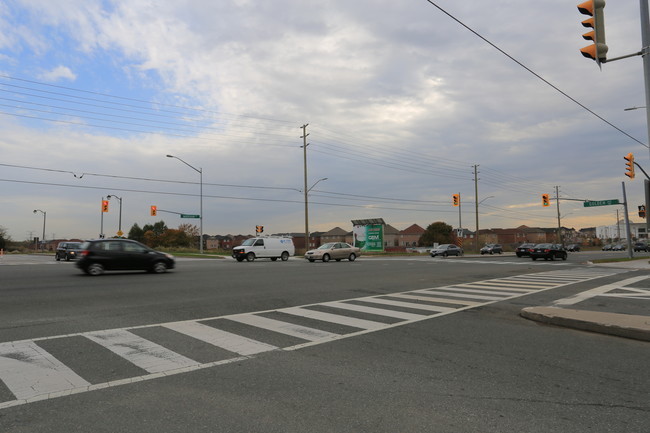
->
<box><xmin>106</xmin><ymin>195</ymin><xmax>123</xmax><ymax>236</ymax></box>
<box><xmin>33</xmin><ymin>209</ymin><xmax>46</xmax><ymax>251</ymax></box>
<box><xmin>167</xmin><ymin>154</ymin><xmax>203</xmax><ymax>253</ymax></box>
<box><xmin>304</xmin><ymin>177</ymin><xmax>328</xmax><ymax>250</ymax></box>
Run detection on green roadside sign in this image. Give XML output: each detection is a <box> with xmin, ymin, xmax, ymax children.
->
<box><xmin>583</xmin><ymin>199</ymin><xmax>620</xmax><ymax>207</ymax></box>
<box><xmin>180</xmin><ymin>214</ymin><xmax>200</xmax><ymax>218</ymax></box>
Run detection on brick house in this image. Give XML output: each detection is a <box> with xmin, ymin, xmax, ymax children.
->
<box><xmin>399</xmin><ymin>224</ymin><xmax>425</xmax><ymax>247</ymax></box>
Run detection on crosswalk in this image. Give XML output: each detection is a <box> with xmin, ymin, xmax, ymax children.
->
<box><xmin>0</xmin><ymin>268</ymin><xmax>623</xmax><ymax>409</ymax></box>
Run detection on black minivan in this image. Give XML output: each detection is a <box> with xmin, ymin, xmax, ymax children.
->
<box><xmin>76</xmin><ymin>239</ymin><xmax>175</xmax><ymax>276</ymax></box>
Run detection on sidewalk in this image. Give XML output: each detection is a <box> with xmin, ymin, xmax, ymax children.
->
<box><xmin>521</xmin><ymin>259</ymin><xmax>650</xmax><ymax>342</ymax></box>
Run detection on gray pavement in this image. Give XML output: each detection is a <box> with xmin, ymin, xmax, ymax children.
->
<box><xmin>521</xmin><ymin>259</ymin><xmax>650</xmax><ymax>342</ymax></box>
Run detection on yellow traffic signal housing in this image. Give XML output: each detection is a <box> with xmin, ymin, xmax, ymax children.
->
<box><xmin>624</xmin><ymin>152</ymin><xmax>635</xmax><ymax>179</ymax></box>
<box><xmin>542</xmin><ymin>194</ymin><xmax>550</xmax><ymax>207</ymax></box>
<box><xmin>452</xmin><ymin>194</ymin><xmax>460</xmax><ymax>207</ymax></box>
<box><xmin>578</xmin><ymin>0</ymin><xmax>607</xmax><ymax>66</ymax></box>
<box><xmin>102</xmin><ymin>200</ymin><xmax>109</xmax><ymax>212</ymax></box>
<box><xmin>150</xmin><ymin>205</ymin><xmax>157</xmax><ymax>216</ymax></box>
<box><xmin>256</xmin><ymin>225</ymin><xmax>264</xmax><ymax>234</ymax></box>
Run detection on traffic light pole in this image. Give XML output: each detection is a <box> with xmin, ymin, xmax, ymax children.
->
<box><xmin>622</xmin><ymin>182</ymin><xmax>634</xmax><ymax>258</ymax></box>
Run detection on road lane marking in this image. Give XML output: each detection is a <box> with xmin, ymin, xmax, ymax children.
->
<box><xmin>418</xmin><ymin>290</ymin><xmax>504</xmax><ymax>301</ymax></box>
<box><xmin>226</xmin><ymin>315</ymin><xmax>340</xmax><ymax>342</ymax></box>
<box><xmin>321</xmin><ymin>301</ymin><xmax>428</xmax><ymax>321</ymax></box>
<box><xmin>85</xmin><ymin>330</ymin><xmax>199</xmax><ymax>374</ymax></box>
<box><xmin>382</xmin><ymin>293</ymin><xmax>481</xmax><ymax>307</ymax></box>
<box><xmin>280</xmin><ymin>307</ymin><xmax>387</xmax><ymax>330</ymax></box>
<box><xmin>163</xmin><ymin>321</ymin><xmax>277</xmax><ymax>356</ymax></box>
<box><xmin>0</xmin><ymin>341</ymin><xmax>90</xmax><ymax>400</ymax></box>
<box><xmin>355</xmin><ymin>297</ymin><xmax>453</xmax><ymax>313</ymax></box>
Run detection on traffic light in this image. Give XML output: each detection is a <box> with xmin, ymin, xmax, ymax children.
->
<box><xmin>150</xmin><ymin>205</ymin><xmax>157</xmax><ymax>216</ymax></box>
<box><xmin>639</xmin><ymin>205</ymin><xmax>646</xmax><ymax>219</ymax></box>
<box><xmin>452</xmin><ymin>194</ymin><xmax>460</xmax><ymax>207</ymax></box>
<box><xmin>256</xmin><ymin>225</ymin><xmax>264</xmax><ymax>234</ymax></box>
<box><xmin>578</xmin><ymin>0</ymin><xmax>607</xmax><ymax>66</ymax></box>
<box><xmin>542</xmin><ymin>194</ymin><xmax>550</xmax><ymax>207</ymax></box>
<box><xmin>624</xmin><ymin>152</ymin><xmax>635</xmax><ymax>179</ymax></box>
<box><xmin>102</xmin><ymin>200</ymin><xmax>109</xmax><ymax>212</ymax></box>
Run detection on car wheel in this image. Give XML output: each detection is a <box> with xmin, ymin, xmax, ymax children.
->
<box><xmin>236</xmin><ymin>257</ymin><xmax>244</xmax><ymax>262</ymax></box>
<box><xmin>246</xmin><ymin>252</ymin><xmax>255</xmax><ymax>262</ymax></box>
<box><xmin>498</xmin><ymin>251</ymin><xmax>502</xmax><ymax>254</ymax></box>
<box><xmin>562</xmin><ymin>254</ymin><xmax>567</xmax><ymax>261</ymax></box>
<box><xmin>56</xmin><ymin>256</ymin><xmax>61</xmax><ymax>261</ymax></box>
<box><xmin>323</xmin><ymin>254</ymin><xmax>330</xmax><ymax>262</ymax></box>
<box><xmin>152</xmin><ymin>261</ymin><xmax>168</xmax><ymax>273</ymax></box>
<box><xmin>349</xmin><ymin>253</ymin><xmax>356</xmax><ymax>261</ymax></box>
<box><xmin>85</xmin><ymin>263</ymin><xmax>104</xmax><ymax>276</ymax></box>
<box><xmin>271</xmin><ymin>257</ymin><xmax>278</xmax><ymax>261</ymax></box>
<box><xmin>516</xmin><ymin>253</ymin><xmax>521</xmax><ymax>257</ymax></box>
<box><xmin>65</xmin><ymin>256</ymin><xmax>71</xmax><ymax>261</ymax></box>
<box><xmin>281</xmin><ymin>252</ymin><xmax>290</xmax><ymax>261</ymax></box>
<box><xmin>532</xmin><ymin>257</ymin><xmax>537</xmax><ymax>261</ymax></box>
<box><xmin>442</xmin><ymin>252</ymin><xmax>448</xmax><ymax>257</ymax></box>
<box><xmin>489</xmin><ymin>251</ymin><xmax>494</xmax><ymax>255</ymax></box>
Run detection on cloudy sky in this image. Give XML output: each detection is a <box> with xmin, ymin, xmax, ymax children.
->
<box><xmin>0</xmin><ymin>0</ymin><xmax>648</xmax><ymax>242</ymax></box>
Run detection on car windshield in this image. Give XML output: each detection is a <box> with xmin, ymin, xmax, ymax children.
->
<box><xmin>318</xmin><ymin>243</ymin><xmax>337</xmax><ymax>250</ymax></box>
<box><xmin>536</xmin><ymin>244</ymin><xmax>552</xmax><ymax>248</ymax></box>
<box><xmin>240</xmin><ymin>239</ymin><xmax>256</xmax><ymax>246</ymax></box>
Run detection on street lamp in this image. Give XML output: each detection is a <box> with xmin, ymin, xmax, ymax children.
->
<box><xmin>33</xmin><ymin>209</ymin><xmax>46</xmax><ymax>251</ymax></box>
<box><xmin>106</xmin><ymin>194</ymin><xmax>123</xmax><ymax>236</ymax></box>
<box><xmin>167</xmin><ymin>154</ymin><xmax>203</xmax><ymax>253</ymax></box>
<box><xmin>304</xmin><ymin>177</ymin><xmax>328</xmax><ymax>250</ymax></box>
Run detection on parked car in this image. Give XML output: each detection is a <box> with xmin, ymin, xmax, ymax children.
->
<box><xmin>55</xmin><ymin>241</ymin><xmax>83</xmax><ymax>261</ymax></box>
<box><xmin>529</xmin><ymin>243</ymin><xmax>567</xmax><ymax>261</ymax></box>
<box><xmin>633</xmin><ymin>242</ymin><xmax>649</xmax><ymax>252</ymax></box>
<box><xmin>430</xmin><ymin>244</ymin><xmax>464</xmax><ymax>257</ymax></box>
<box><xmin>76</xmin><ymin>239</ymin><xmax>175</xmax><ymax>276</ymax></box>
<box><xmin>566</xmin><ymin>244</ymin><xmax>581</xmax><ymax>252</ymax></box>
<box><xmin>515</xmin><ymin>243</ymin><xmax>536</xmax><ymax>257</ymax></box>
<box><xmin>602</xmin><ymin>244</ymin><xmax>613</xmax><ymax>251</ymax></box>
<box><xmin>612</xmin><ymin>243</ymin><xmax>627</xmax><ymax>251</ymax></box>
<box><xmin>305</xmin><ymin>242</ymin><xmax>360</xmax><ymax>262</ymax></box>
<box><xmin>480</xmin><ymin>244</ymin><xmax>503</xmax><ymax>255</ymax></box>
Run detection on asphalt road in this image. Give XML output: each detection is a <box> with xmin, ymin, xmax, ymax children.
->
<box><xmin>0</xmin><ymin>253</ymin><xmax>648</xmax><ymax>432</ymax></box>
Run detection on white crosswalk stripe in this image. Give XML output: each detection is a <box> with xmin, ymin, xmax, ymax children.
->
<box><xmin>0</xmin><ymin>268</ymin><xmax>626</xmax><ymax>409</ymax></box>
<box><xmin>164</xmin><ymin>321</ymin><xmax>277</xmax><ymax>356</ymax></box>
<box><xmin>85</xmin><ymin>330</ymin><xmax>199</xmax><ymax>374</ymax></box>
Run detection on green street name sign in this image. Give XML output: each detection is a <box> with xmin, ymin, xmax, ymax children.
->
<box><xmin>583</xmin><ymin>199</ymin><xmax>620</xmax><ymax>208</ymax></box>
<box><xmin>180</xmin><ymin>214</ymin><xmax>200</xmax><ymax>218</ymax></box>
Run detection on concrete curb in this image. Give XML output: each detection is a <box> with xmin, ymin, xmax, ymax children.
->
<box><xmin>520</xmin><ymin>306</ymin><xmax>650</xmax><ymax>342</ymax></box>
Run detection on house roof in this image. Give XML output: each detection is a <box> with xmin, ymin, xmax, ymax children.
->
<box><xmin>322</xmin><ymin>227</ymin><xmax>349</xmax><ymax>236</ymax></box>
<box><xmin>400</xmin><ymin>224</ymin><xmax>425</xmax><ymax>235</ymax></box>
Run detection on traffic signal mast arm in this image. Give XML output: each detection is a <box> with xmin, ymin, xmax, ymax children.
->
<box><xmin>632</xmin><ymin>160</ymin><xmax>650</xmax><ymax>180</ymax></box>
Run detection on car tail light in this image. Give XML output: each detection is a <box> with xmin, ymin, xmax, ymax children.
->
<box><xmin>81</xmin><ymin>250</ymin><xmax>90</xmax><ymax>257</ymax></box>
<box><xmin>544</xmin><ymin>249</ymin><xmax>550</xmax><ymax>253</ymax></box>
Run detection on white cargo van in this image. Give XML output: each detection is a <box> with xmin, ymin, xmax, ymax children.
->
<box><xmin>232</xmin><ymin>236</ymin><xmax>295</xmax><ymax>262</ymax></box>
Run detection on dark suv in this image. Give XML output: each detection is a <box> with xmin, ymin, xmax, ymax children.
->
<box><xmin>480</xmin><ymin>244</ymin><xmax>503</xmax><ymax>255</ymax></box>
<box><xmin>76</xmin><ymin>239</ymin><xmax>175</xmax><ymax>276</ymax></box>
<box><xmin>55</xmin><ymin>242</ymin><xmax>83</xmax><ymax>261</ymax></box>
<box><xmin>633</xmin><ymin>242</ymin><xmax>649</xmax><ymax>252</ymax></box>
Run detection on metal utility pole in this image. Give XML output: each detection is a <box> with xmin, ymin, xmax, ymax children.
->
<box><xmin>301</xmin><ymin>124</ymin><xmax>310</xmax><ymax>252</ymax></box>
<box><xmin>640</xmin><ymin>0</ymin><xmax>650</xmax><ymax>238</ymax></box>
<box><xmin>554</xmin><ymin>186</ymin><xmax>562</xmax><ymax>244</ymax></box>
<box><xmin>622</xmin><ymin>181</ymin><xmax>634</xmax><ymax>258</ymax></box>
<box><xmin>473</xmin><ymin>165</ymin><xmax>479</xmax><ymax>252</ymax></box>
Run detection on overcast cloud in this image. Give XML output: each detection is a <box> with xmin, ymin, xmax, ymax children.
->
<box><xmin>0</xmin><ymin>0</ymin><xmax>647</xmax><ymax>242</ymax></box>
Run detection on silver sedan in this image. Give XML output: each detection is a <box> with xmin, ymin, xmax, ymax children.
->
<box><xmin>305</xmin><ymin>242</ymin><xmax>361</xmax><ymax>262</ymax></box>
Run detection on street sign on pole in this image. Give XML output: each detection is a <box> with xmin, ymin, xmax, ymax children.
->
<box><xmin>180</xmin><ymin>214</ymin><xmax>200</xmax><ymax>218</ymax></box>
<box><xmin>583</xmin><ymin>199</ymin><xmax>620</xmax><ymax>207</ymax></box>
